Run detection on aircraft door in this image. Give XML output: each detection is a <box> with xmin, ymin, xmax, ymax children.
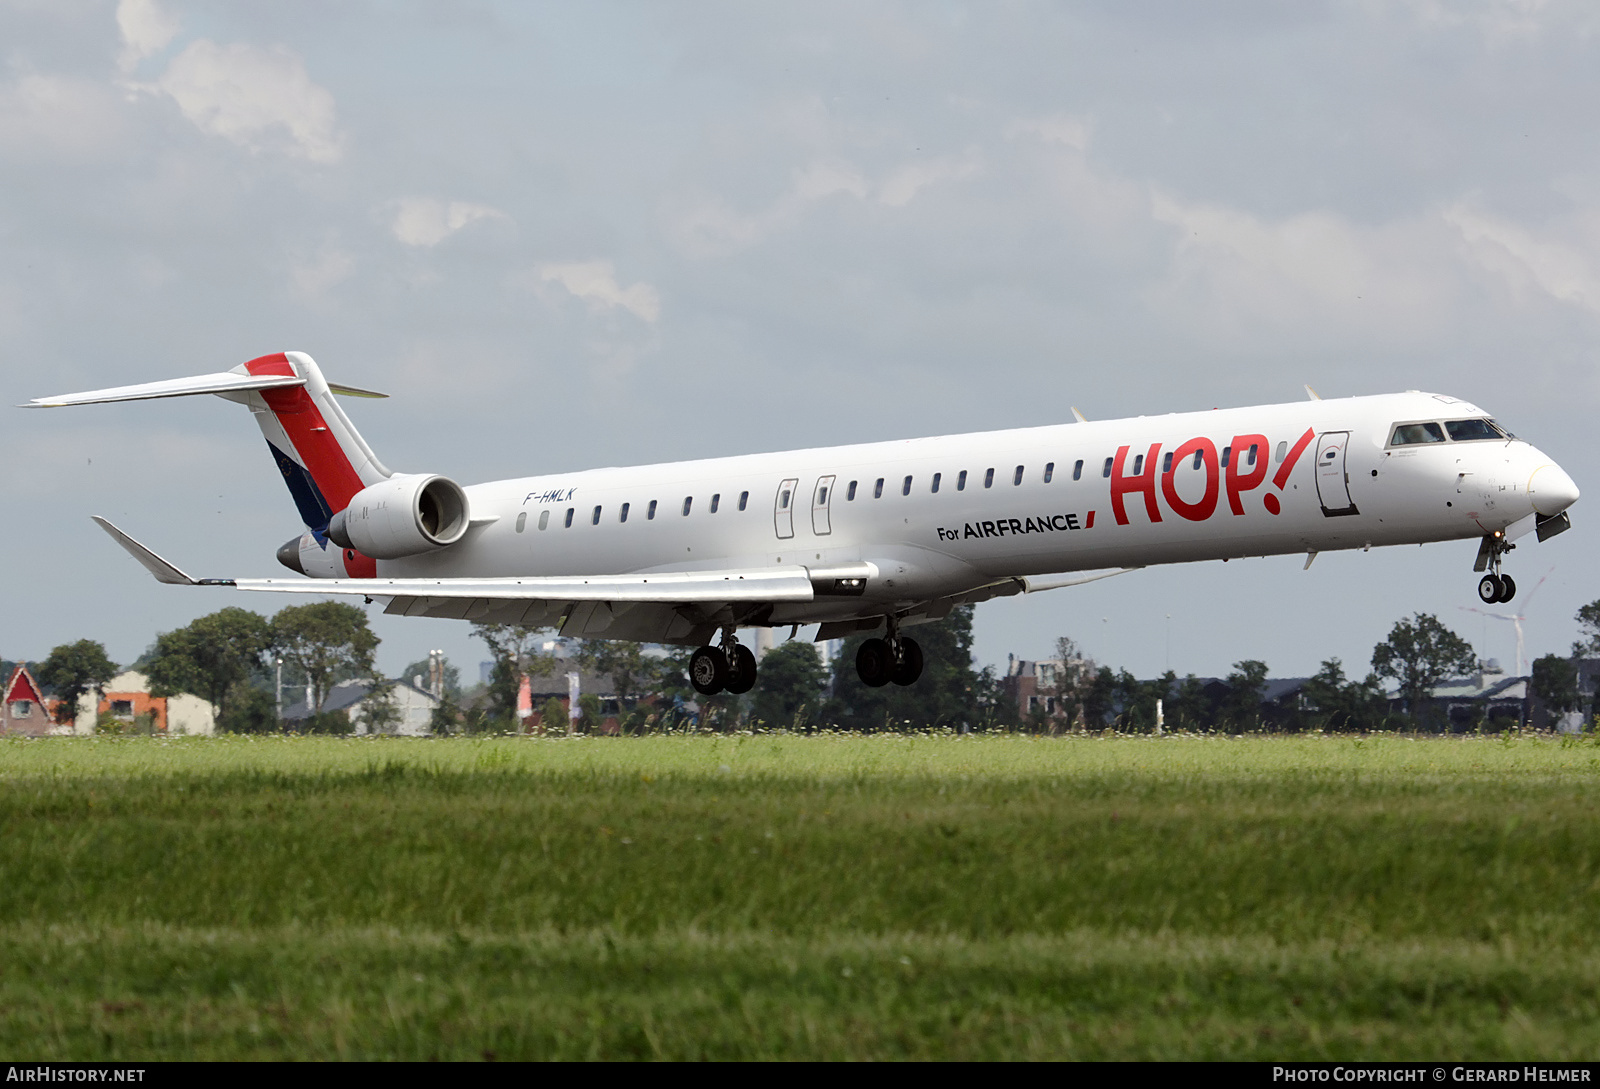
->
<box><xmin>774</xmin><ymin>478</ymin><xmax>798</xmax><ymax>539</ymax></box>
<box><xmin>1314</xmin><ymin>432</ymin><xmax>1360</xmax><ymax>517</ymax></box>
<box><xmin>811</xmin><ymin>475</ymin><xmax>835</xmax><ymax>536</ymax></box>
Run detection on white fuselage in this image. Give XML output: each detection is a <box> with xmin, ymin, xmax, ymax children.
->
<box><xmin>371</xmin><ymin>391</ymin><xmax>1575</xmax><ymax>630</ymax></box>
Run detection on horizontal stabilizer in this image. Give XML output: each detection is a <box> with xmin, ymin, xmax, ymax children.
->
<box><xmin>24</xmin><ymin>371</ymin><xmax>305</xmax><ymax>408</ymax></box>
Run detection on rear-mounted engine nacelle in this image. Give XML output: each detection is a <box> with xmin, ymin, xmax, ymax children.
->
<box><xmin>327</xmin><ymin>474</ymin><xmax>470</xmax><ymax>560</ymax></box>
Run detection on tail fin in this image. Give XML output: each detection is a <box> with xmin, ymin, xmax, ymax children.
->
<box><xmin>26</xmin><ymin>351</ymin><xmax>392</xmax><ymax>538</ymax></box>
<box><xmin>227</xmin><ymin>352</ymin><xmax>391</xmax><ymax>536</ymax></box>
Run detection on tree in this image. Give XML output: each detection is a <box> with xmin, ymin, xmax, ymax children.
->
<box><xmin>573</xmin><ymin>640</ymin><xmax>655</xmax><ymax>714</ymax></box>
<box><xmin>36</xmin><ymin>640</ymin><xmax>117</xmax><ymax>726</ymax></box>
<box><xmin>471</xmin><ymin>623</ymin><xmax>555</xmax><ymax>723</ymax></box>
<box><xmin>357</xmin><ymin>681</ymin><xmax>403</xmax><ymax>735</ymax></box>
<box><xmin>1574</xmin><ymin>600</ymin><xmax>1600</xmax><ymax>657</ymax></box>
<box><xmin>1044</xmin><ymin>637</ymin><xmax>1098</xmax><ymax>729</ymax></box>
<box><xmin>1371</xmin><ymin>613</ymin><xmax>1476</xmax><ymax>729</ymax></box>
<box><xmin>270</xmin><ymin>602</ymin><xmax>379</xmax><ymax>714</ymax></box>
<box><xmin>1531</xmin><ymin>654</ymin><xmax>1581</xmax><ymax>715</ymax></box>
<box><xmin>1221</xmin><ymin>660</ymin><xmax>1269</xmax><ymax>730</ymax></box>
<box><xmin>750</xmin><ymin>640</ymin><xmax>829</xmax><ymax>729</ymax></box>
<box><xmin>1300</xmin><ymin>658</ymin><xmax>1387</xmax><ymax>732</ymax></box>
<box><xmin>144</xmin><ymin>608</ymin><xmax>271</xmax><ymax>728</ymax></box>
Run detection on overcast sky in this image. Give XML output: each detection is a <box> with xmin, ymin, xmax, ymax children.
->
<box><xmin>4</xmin><ymin>0</ymin><xmax>1599</xmax><ymax>686</ymax></box>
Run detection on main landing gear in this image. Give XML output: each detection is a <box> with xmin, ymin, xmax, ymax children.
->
<box><xmin>1474</xmin><ymin>531</ymin><xmax>1517</xmax><ymax>604</ymax></box>
<box><xmin>689</xmin><ymin>628</ymin><xmax>757</xmax><ymax>696</ymax></box>
<box><xmin>854</xmin><ymin>618</ymin><xmax>924</xmax><ymax>688</ymax></box>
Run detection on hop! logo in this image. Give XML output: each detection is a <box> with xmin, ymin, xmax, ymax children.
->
<box><xmin>1109</xmin><ymin>427</ymin><xmax>1315</xmax><ymax>526</ymax></box>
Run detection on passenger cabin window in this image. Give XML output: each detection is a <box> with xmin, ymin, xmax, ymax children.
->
<box><xmin>1275</xmin><ymin>441</ymin><xmax>1287</xmax><ymax>463</ymax></box>
<box><xmin>1073</xmin><ymin>460</ymin><xmax>1083</xmax><ymax>481</ymax></box>
<box><xmin>816</xmin><ymin>486</ymin><xmax>826</xmax><ymax>504</ymax></box>
<box><xmin>847</xmin><ymin>481</ymin><xmax>858</xmax><ymax>500</ymax></box>
<box><xmin>647</xmin><ymin>500</ymin><xmax>657</xmax><ymax>520</ymax></box>
<box><xmin>710</xmin><ymin>493</ymin><xmax>720</xmax><ymax>513</ymax></box>
<box><xmin>1192</xmin><ymin>450</ymin><xmax>1203</xmax><ymax>470</ymax></box>
<box><xmin>564</xmin><ymin>508</ymin><xmax>574</xmax><ymax>528</ymax></box>
<box><xmin>592</xmin><ymin>505</ymin><xmax>602</xmax><ymax>525</ymax></box>
<box><xmin>516</xmin><ymin>512</ymin><xmax>527</xmax><ymax>533</ymax></box>
<box><xmin>1162</xmin><ymin>452</ymin><xmax>1173</xmax><ymax>474</ymax></box>
<box><xmin>1043</xmin><ymin>462</ymin><xmax>1054</xmax><ymax>483</ymax></box>
<box><xmin>902</xmin><ymin>475</ymin><xmax>912</xmax><ymax>496</ymax></box>
<box><xmin>984</xmin><ymin>468</ymin><xmax>995</xmax><ymax>488</ymax></box>
<box><xmin>1102</xmin><ymin>457</ymin><xmax>1113</xmax><ymax>478</ymax></box>
<box><xmin>620</xmin><ymin>502</ymin><xmax>630</xmax><ymax>523</ymax></box>
<box><xmin>931</xmin><ymin>472</ymin><xmax>941</xmax><ymax>493</ymax></box>
<box><xmin>739</xmin><ymin>491</ymin><xmax>749</xmax><ymax>511</ymax></box>
<box><xmin>1132</xmin><ymin>454</ymin><xmax>1144</xmax><ymax>475</ymax></box>
<box><xmin>874</xmin><ymin>478</ymin><xmax>885</xmax><ymax>499</ymax></box>
<box><xmin>1248</xmin><ymin>444</ymin><xmax>1258</xmax><ymax>466</ymax></box>
<box><xmin>538</xmin><ymin>510</ymin><xmax>550</xmax><ymax>530</ymax></box>
<box><xmin>957</xmin><ymin>470</ymin><xmax>967</xmax><ymax>491</ymax></box>
<box><xmin>1013</xmin><ymin>465</ymin><xmax>1024</xmax><ymax>486</ymax></box>
<box><xmin>1445</xmin><ymin>418</ymin><xmax>1507</xmax><ymax>442</ymax></box>
<box><xmin>1390</xmin><ymin>422</ymin><xmax>1447</xmax><ymax>446</ymax></box>
<box><xmin>1221</xmin><ymin>446</ymin><xmax>1231</xmax><ymax>468</ymax></box>
<box><xmin>683</xmin><ymin>496</ymin><xmax>693</xmax><ymax>516</ymax></box>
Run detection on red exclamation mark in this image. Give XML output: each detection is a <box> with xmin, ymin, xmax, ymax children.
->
<box><xmin>1264</xmin><ymin>427</ymin><xmax>1315</xmax><ymax>515</ymax></box>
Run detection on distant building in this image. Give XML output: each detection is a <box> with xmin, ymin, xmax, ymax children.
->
<box><xmin>69</xmin><ymin>671</ymin><xmax>216</xmax><ymax>735</ymax></box>
<box><xmin>1</xmin><ymin>664</ymin><xmax>53</xmax><ymax>736</ymax></box>
<box><xmin>281</xmin><ymin>678</ymin><xmax>441</xmax><ymax>735</ymax></box>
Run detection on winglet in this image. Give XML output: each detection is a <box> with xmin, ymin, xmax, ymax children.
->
<box><xmin>1304</xmin><ymin>384</ymin><xmax>1321</xmax><ymax>401</ymax></box>
<box><xmin>1071</xmin><ymin>407</ymin><xmax>1088</xmax><ymax>423</ymax></box>
<box><xmin>90</xmin><ymin>516</ymin><xmax>231</xmax><ymax>587</ymax></box>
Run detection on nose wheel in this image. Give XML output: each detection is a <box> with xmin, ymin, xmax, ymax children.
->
<box><xmin>1478</xmin><ymin>573</ymin><xmax>1516</xmax><ymax>604</ymax></box>
<box><xmin>1473</xmin><ymin>531</ymin><xmax>1517</xmax><ymax>603</ymax></box>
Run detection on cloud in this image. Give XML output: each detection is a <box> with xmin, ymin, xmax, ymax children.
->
<box><xmin>0</xmin><ymin>74</ymin><xmax>125</xmax><ymax>160</ymax></box>
<box><xmin>537</xmin><ymin>261</ymin><xmax>662</xmax><ymax>322</ymax></box>
<box><xmin>116</xmin><ymin>0</ymin><xmax>179</xmax><ymax>73</ymax></box>
<box><xmin>289</xmin><ymin>241</ymin><xmax>356</xmax><ymax>300</ymax></box>
<box><xmin>388</xmin><ymin>197</ymin><xmax>508</xmax><ymax>247</ymax></box>
<box><xmin>1147</xmin><ymin>189</ymin><xmax>1458</xmax><ymax>345</ymax></box>
<box><xmin>877</xmin><ymin>151</ymin><xmax>982</xmax><ymax>208</ymax></box>
<box><xmin>155</xmin><ymin>40</ymin><xmax>342</xmax><ymax>162</ymax></box>
<box><xmin>1444</xmin><ymin>200</ymin><xmax>1600</xmax><ymax>313</ymax></box>
<box><xmin>672</xmin><ymin>153</ymin><xmax>978</xmax><ymax>255</ymax></box>
<box><xmin>1004</xmin><ymin>114</ymin><xmax>1093</xmax><ymax>152</ymax></box>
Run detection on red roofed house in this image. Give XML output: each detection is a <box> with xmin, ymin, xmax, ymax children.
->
<box><xmin>1</xmin><ymin>664</ymin><xmax>52</xmax><ymax>736</ymax></box>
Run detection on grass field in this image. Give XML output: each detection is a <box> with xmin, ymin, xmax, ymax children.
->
<box><xmin>2</xmin><ymin>732</ymin><xmax>1599</xmax><ymax>1059</ymax></box>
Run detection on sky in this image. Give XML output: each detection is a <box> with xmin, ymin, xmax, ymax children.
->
<box><xmin>4</xmin><ymin>0</ymin><xmax>1599</xmax><ymax>686</ymax></box>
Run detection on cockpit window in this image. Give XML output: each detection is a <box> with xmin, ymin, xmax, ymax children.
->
<box><xmin>1390</xmin><ymin>422</ymin><xmax>1446</xmax><ymax>446</ymax></box>
<box><xmin>1444</xmin><ymin>418</ymin><xmax>1506</xmax><ymax>442</ymax></box>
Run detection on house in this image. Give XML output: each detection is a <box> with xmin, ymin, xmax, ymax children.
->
<box><xmin>68</xmin><ymin>671</ymin><xmax>216</xmax><ymax>735</ymax></box>
<box><xmin>1</xmin><ymin>664</ymin><xmax>53</xmax><ymax>736</ymax></box>
<box><xmin>281</xmin><ymin>678</ymin><xmax>441</xmax><ymax>735</ymax></box>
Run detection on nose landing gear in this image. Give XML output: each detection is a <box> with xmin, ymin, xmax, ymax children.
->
<box><xmin>689</xmin><ymin>627</ymin><xmax>759</xmax><ymax>696</ymax></box>
<box><xmin>1474</xmin><ymin>531</ymin><xmax>1517</xmax><ymax>604</ymax></box>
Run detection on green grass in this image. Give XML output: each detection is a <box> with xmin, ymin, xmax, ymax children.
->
<box><xmin>2</xmin><ymin>733</ymin><xmax>1598</xmax><ymax>1059</ymax></box>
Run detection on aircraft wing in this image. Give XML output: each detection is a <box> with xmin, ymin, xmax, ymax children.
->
<box><xmin>91</xmin><ymin>515</ymin><xmax>854</xmax><ymax>605</ymax></box>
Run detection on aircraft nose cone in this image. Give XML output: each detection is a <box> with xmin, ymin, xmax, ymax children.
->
<box><xmin>1529</xmin><ymin>463</ymin><xmax>1580</xmax><ymax>516</ymax></box>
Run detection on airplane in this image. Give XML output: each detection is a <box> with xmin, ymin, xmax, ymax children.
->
<box><xmin>27</xmin><ymin>351</ymin><xmax>1580</xmax><ymax>696</ymax></box>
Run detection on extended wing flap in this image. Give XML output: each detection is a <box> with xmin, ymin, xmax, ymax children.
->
<box><xmin>25</xmin><ymin>371</ymin><xmax>305</xmax><ymax>408</ymax></box>
<box><xmin>231</xmin><ymin>568</ymin><xmax>818</xmax><ymax>604</ymax></box>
